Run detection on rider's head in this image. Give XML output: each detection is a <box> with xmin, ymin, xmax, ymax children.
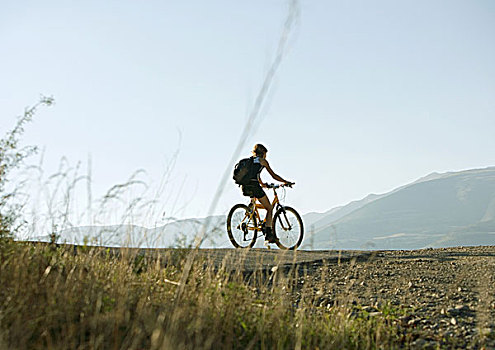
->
<box><xmin>253</xmin><ymin>144</ymin><xmax>268</xmax><ymax>158</ymax></box>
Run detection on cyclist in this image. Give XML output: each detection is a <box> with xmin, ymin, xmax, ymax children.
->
<box><xmin>240</xmin><ymin>144</ymin><xmax>294</xmax><ymax>243</ymax></box>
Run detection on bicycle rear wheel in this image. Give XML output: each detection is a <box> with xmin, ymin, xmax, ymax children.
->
<box><xmin>226</xmin><ymin>204</ymin><xmax>258</xmax><ymax>248</ymax></box>
<box><xmin>273</xmin><ymin>206</ymin><xmax>304</xmax><ymax>250</ymax></box>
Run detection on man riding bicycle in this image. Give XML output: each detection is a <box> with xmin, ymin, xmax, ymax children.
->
<box><xmin>240</xmin><ymin>144</ymin><xmax>294</xmax><ymax>243</ymax></box>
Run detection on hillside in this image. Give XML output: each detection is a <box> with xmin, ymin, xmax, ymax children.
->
<box><xmin>54</xmin><ymin>216</ymin><xmax>227</xmax><ymax>248</ymax></box>
<box><xmin>306</xmin><ymin>167</ymin><xmax>495</xmax><ymax>249</ymax></box>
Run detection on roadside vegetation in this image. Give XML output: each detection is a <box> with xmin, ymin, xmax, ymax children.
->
<box><xmin>0</xmin><ymin>242</ymin><xmax>403</xmax><ymax>349</ymax></box>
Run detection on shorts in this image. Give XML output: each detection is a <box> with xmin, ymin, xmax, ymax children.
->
<box><xmin>241</xmin><ymin>182</ymin><xmax>266</xmax><ymax>199</ymax></box>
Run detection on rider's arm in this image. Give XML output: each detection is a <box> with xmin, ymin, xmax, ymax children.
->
<box><xmin>260</xmin><ymin>159</ymin><xmax>292</xmax><ymax>184</ymax></box>
<box><xmin>257</xmin><ymin>174</ymin><xmax>266</xmax><ymax>187</ymax></box>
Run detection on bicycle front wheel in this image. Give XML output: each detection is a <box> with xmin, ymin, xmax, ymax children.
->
<box><xmin>273</xmin><ymin>206</ymin><xmax>304</xmax><ymax>250</ymax></box>
<box><xmin>226</xmin><ymin>204</ymin><xmax>258</xmax><ymax>248</ymax></box>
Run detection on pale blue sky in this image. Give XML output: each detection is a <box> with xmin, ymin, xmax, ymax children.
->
<box><xmin>1</xmin><ymin>1</ymin><xmax>494</xmax><ymax>225</ymax></box>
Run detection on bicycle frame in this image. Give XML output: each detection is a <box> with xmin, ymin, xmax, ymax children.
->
<box><xmin>245</xmin><ymin>186</ymin><xmax>284</xmax><ymax>237</ymax></box>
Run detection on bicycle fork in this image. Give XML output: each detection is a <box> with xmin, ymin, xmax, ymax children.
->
<box><xmin>277</xmin><ymin>206</ymin><xmax>293</xmax><ymax>231</ymax></box>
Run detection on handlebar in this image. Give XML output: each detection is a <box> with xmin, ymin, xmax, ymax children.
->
<box><xmin>265</xmin><ymin>182</ymin><xmax>295</xmax><ymax>189</ymax></box>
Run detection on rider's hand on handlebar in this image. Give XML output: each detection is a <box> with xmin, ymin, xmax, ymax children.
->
<box><xmin>284</xmin><ymin>181</ymin><xmax>295</xmax><ymax>188</ymax></box>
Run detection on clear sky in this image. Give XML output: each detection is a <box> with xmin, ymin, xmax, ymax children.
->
<box><xmin>1</xmin><ymin>1</ymin><xmax>495</xmax><ymax>227</ymax></box>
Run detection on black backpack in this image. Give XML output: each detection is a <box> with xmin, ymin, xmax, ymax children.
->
<box><xmin>233</xmin><ymin>157</ymin><xmax>255</xmax><ymax>185</ymax></box>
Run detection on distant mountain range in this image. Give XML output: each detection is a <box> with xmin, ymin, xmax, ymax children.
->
<box><xmin>34</xmin><ymin>167</ymin><xmax>495</xmax><ymax>250</ymax></box>
<box><xmin>51</xmin><ymin>216</ymin><xmax>228</xmax><ymax>248</ymax></box>
<box><xmin>303</xmin><ymin>166</ymin><xmax>495</xmax><ymax>249</ymax></box>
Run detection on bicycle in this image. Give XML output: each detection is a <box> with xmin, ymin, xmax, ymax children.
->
<box><xmin>226</xmin><ymin>183</ymin><xmax>304</xmax><ymax>250</ymax></box>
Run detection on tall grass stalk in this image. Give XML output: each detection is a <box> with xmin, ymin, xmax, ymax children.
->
<box><xmin>177</xmin><ymin>0</ymin><xmax>301</xmax><ymax>304</ymax></box>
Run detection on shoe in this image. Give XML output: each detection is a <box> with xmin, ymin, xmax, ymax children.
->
<box><xmin>263</xmin><ymin>226</ymin><xmax>277</xmax><ymax>243</ymax></box>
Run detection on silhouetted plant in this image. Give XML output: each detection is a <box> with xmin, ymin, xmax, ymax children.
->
<box><xmin>0</xmin><ymin>96</ymin><xmax>54</xmax><ymax>240</ymax></box>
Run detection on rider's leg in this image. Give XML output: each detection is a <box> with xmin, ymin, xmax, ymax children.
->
<box><xmin>257</xmin><ymin>195</ymin><xmax>273</xmax><ymax>228</ymax></box>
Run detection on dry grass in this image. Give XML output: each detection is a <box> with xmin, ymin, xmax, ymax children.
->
<box><xmin>0</xmin><ymin>242</ymin><xmax>402</xmax><ymax>349</ymax></box>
